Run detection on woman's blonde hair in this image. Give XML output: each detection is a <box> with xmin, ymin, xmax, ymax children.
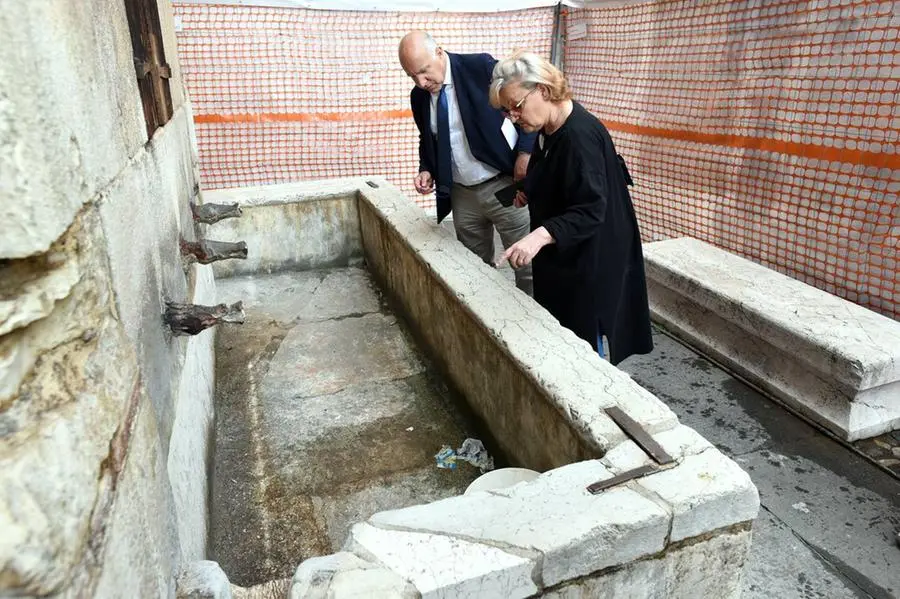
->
<box><xmin>489</xmin><ymin>51</ymin><xmax>572</xmax><ymax>108</ymax></box>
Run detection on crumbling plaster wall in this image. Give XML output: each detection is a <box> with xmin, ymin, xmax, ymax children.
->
<box><xmin>1</xmin><ymin>1</ymin><xmax>214</xmax><ymax>596</ymax></box>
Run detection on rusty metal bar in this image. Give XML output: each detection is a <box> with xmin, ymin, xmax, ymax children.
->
<box><xmin>605</xmin><ymin>406</ymin><xmax>675</xmax><ymax>465</ymax></box>
<box><xmin>586</xmin><ymin>464</ymin><xmax>657</xmax><ymax>495</ymax></box>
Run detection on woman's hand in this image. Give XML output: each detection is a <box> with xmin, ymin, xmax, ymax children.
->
<box><xmin>513</xmin><ymin>190</ymin><xmax>528</xmax><ymax>208</ymax></box>
<box><xmin>495</xmin><ymin>227</ymin><xmax>554</xmax><ymax>269</ymax></box>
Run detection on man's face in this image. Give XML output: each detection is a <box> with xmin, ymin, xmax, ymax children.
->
<box><xmin>403</xmin><ymin>47</ymin><xmax>446</xmax><ymax>94</ymax></box>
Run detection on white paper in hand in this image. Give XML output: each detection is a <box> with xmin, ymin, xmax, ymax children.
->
<box><xmin>501</xmin><ymin>118</ymin><xmax>518</xmax><ymax>150</ymax></box>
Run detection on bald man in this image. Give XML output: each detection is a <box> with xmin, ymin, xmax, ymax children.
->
<box><xmin>399</xmin><ymin>31</ymin><xmax>535</xmax><ymax>295</ymax></box>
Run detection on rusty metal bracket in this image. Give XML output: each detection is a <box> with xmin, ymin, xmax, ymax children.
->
<box><xmin>605</xmin><ymin>406</ymin><xmax>675</xmax><ymax>466</ymax></box>
<box><xmin>585</xmin><ymin>406</ymin><xmax>677</xmax><ymax>494</ymax></box>
<box><xmin>587</xmin><ymin>464</ymin><xmax>658</xmax><ymax>495</ymax></box>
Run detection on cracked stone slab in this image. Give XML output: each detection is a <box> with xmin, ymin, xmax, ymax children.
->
<box><xmin>264</xmin><ymin>313</ymin><xmax>425</xmax><ymax>398</ymax></box>
<box><xmin>368</xmin><ymin>460</ymin><xmax>671</xmax><ymax>587</ymax></box>
<box><xmin>631</xmin><ymin>448</ymin><xmax>760</xmax><ymax>542</ymax></box>
<box><xmin>345</xmin><ymin>522</ymin><xmax>539</xmax><ymax>599</ymax></box>
<box><xmin>742</xmin><ymin>509</ymin><xmax>867</xmax><ymax>599</ymax></box>
<box><xmin>737</xmin><ymin>447</ymin><xmax>900</xmax><ymax>597</ymax></box>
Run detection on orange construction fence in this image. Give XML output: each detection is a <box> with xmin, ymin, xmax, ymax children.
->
<box><xmin>172</xmin><ymin>1</ymin><xmax>897</xmax><ymax>319</ymax></box>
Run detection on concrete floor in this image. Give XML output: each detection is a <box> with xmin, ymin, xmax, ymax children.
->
<box><xmin>620</xmin><ymin>329</ymin><xmax>900</xmax><ymax>599</ymax></box>
<box><xmin>211</xmin><ymin>268</ymin><xmax>486</xmax><ymax>586</ymax></box>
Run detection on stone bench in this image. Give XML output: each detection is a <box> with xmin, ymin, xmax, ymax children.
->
<box><xmin>643</xmin><ymin>237</ymin><xmax>900</xmax><ymax>441</ymax></box>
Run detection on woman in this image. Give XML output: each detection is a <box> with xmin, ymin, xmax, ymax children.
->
<box><xmin>490</xmin><ymin>52</ymin><xmax>653</xmax><ymax>365</ymax></box>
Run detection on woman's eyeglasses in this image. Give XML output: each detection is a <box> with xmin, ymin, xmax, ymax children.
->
<box><xmin>501</xmin><ymin>87</ymin><xmax>537</xmax><ymax>116</ymax></box>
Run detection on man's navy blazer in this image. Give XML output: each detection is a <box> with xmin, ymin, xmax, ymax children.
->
<box><xmin>410</xmin><ymin>52</ymin><xmax>537</xmax><ymax>222</ymax></box>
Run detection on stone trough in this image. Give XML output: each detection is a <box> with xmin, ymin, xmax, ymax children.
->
<box><xmin>199</xmin><ymin>178</ymin><xmax>760</xmax><ymax>598</ymax></box>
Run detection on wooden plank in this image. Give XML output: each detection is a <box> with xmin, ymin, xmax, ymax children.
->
<box><xmin>606</xmin><ymin>406</ymin><xmax>675</xmax><ymax>465</ymax></box>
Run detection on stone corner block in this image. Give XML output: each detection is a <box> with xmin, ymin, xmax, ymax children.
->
<box><xmin>176</xmin><ymin>560</ymin><xmax>233</xmax><ymax>599</ymax></box>
<box><xmin>636</xmin><ymin>448</ymin><xmax>760</xmax><ymax>542</ymax></box>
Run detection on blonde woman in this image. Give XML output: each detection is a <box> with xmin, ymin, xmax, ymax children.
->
<box><xmin>491</xmin><ymin>52</ymin><xmax>652</xmax><ymax>365</ymax></box>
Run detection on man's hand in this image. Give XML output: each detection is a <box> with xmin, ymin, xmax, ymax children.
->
<box><xmin>514</xmin><ymin>190</ymin><xmax>528</xmax><ymax>208</ymax></box>
<box><xmin>513</xmin><ymin>152</ymin><xmax>530</xmax><ymax>182</ymax></box>
<box><xmin>414</xmin><ymin>171</ymin><xmax>435</xmax><ymax>194</ymax></box>
<box><xmin>495</xmin><ymin>226</ymin><xmax>554</xmax><ymax>269</ymax></box>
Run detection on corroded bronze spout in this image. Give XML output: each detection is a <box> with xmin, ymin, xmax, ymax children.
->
<box><xmin>180</xmin><ymin>238</ymin><xmax>248</xmax><ymax>265</ymax></box>
<box><xmin>191</xmin><ymin>202</ymin><xmax>242</xmax><ymax>224</ymax></box>
<box><xmin>163</xmin><ymin>301</ymin><xmax>245</xmax><ymax>336</ymax></box>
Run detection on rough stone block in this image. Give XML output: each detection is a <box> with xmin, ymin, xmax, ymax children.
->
<box><xmin>543</xmin><ymin>529</ymin><xmax>752</xmax><ymax>599</ymax></box>
<box><xmin>0</xmin><ymin>0</ymin><xmax>145</xmax><ymax>258</ymax></box>
<box><xmin>345</xmin><ymin>523</ymin><xmax>539</xmax><ymax>598</ymax></box>
<box><xmin>368</xmin><ymin>460</ymin><xmax>671</xmax><ymax>587</ymax></box>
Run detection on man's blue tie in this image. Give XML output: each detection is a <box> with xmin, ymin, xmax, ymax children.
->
<box><xmin>435</xmin><ymin>84</ymin><xmax>453</xmax><ymax>222</ymax></box>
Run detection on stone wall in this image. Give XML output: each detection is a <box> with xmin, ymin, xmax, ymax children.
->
<box><xmin>1</xmin><ymin>1</ymin><xmax>216</xmax><ymax>596</ymax></box>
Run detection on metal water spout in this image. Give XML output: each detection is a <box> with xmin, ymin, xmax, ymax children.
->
<box><xmin>180</xmin><ymin>238</ymin><xmax>248</xmax><ymax>265</ymax></box>
<box><xmin>163</xmin><ymin>301</ymin><xmax>245</xmax><ymax>336</ymax></box>
<box><xmin>191</xmin><ymin>202</ymin><xmax>242</xmax><ymax>224</ymax></box>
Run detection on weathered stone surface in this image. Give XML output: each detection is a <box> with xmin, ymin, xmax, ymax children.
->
<box><xmin>313</xmin><ymin>467</ymin><xmax>480</xmax><ymax>552</ymax></box>
<box><xmin>346</xmin><ymin>523</ymin><xmax>538</xmax><ymax>598</ymax></box>
<box><xmin>216</xmin><ymin>271</ymin><xmax>321</xmax><ymax>324</ymax></box>
<box><xmin>290</xmin><ymin>552</ymin><xmax>417</xmax><ymax>599</ymax></box>
<box><xmin>600</xmin><ymin>424</ymin><xmax>715</xmax><ymax>472</ymax></box>
<box><xmin>168</xmin><ymin>265</ymin><xmax>217</xmax><ymax>562</ymax></box>
<box><xmin>0</xmin><ymin>209</ymin><xmax>140</xmax><ymax>597</ymax></box>
<box><xmin>369</xmin><ymin>460</ymin><xmax>671</xmax><ymax>587</ymax></box>
<box><xmin>644</xmin><ymin>236</ymin><xmax>900</xmax><ymax>440</ymax></box>
<box><xmin>204</xmin><ymin>185</ymin><xmax>363</xmax><ymax>279</ymax></box>
<box><xmin>738</xmin><ymin>447</ymin><xmax>900</xmax><ymax>597</ymax></box>
<box><xmin>93</xmin><ymin>398</ymin><xmax>181</xmax><ymax>599</ymax></box>
<box><xmin>232</xmin><ymin>578</ymin><xmax>292</xmax><ymax>599</ymax></box>
<box><xmin>176</xmin><ymin>560</ymin><xmax>233</xmax><ymax>599</ymax></box>
<box><xmin>98</xmin><ymin>106</ymin><xmax>197</xmax><ymax>460</ymax></box>
<box><xmin>296</xmin><ymin>267</ymin><xmax>381</xmax><ymax>321</ymax></box>
<box><xmin>662</xmin><ymin>529</ymin><xmax>751</xmax><ymax>598</ymax></box>
<box><xmin>742</xmin><ymin>510</ymin><xmax>864</xmax><ymax>599</ymax></box>
<box><xmin>0</xmin><ymin>248</ymin><xmax>78</xmax><ymax>337</ymax></box>
<box><xmin>544</xmin><ymin>529</ymin><xmax>752</xmax><ymax>599</ymax></box>
<box><xmin>543</xmin><ymin>559</ymin><xmax>666</xmax><ymax>598</ymax></box>
<box><xmin>263</xmin><ymin>313</ymin><xmax>425</xmax><ymax>399</ymax></box>
<box><xmin>0</xmin><ymin>0</ymin><xmax>146</xmax><ymax>258</ymax></box>
<box><xmin>211</xmin><ymin>268</ymin><xmax>481</xmax><ymax>586</ymax></box>
<box><xmin>357</xmin><ymin>181</ymin><xmax>687</xmax><ymax>473</ymax></box>
<box><xmin>635</xmin><ymin>449</ymin><xmax>760</xmax><ymax>542</ymax></box>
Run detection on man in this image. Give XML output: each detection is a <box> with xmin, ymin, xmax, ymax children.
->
<box><xmin>398</xmin><ymin>31</ymin><xmax>535</xmax><ymax>295</ymax></box>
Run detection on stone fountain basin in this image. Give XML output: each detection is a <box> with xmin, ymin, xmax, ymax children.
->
<box><xmin>204</xmin><ymin>177</ymin><xmax>760</xmax><ymax>598</ymax></box>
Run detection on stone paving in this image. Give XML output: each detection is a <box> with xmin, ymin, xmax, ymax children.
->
<box><xmin>621</xmin><ymin>328</ymin><xmax>900</xmax><ymax>599</ymax></box>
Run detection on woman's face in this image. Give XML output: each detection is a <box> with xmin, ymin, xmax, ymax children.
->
<box><xmin>498</xmin><ymin>82</ymin><xmax>547</xmax><ymax>133</ymax></box>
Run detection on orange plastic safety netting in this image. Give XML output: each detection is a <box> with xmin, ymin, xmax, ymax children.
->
<box><xmin>172</xmin><ymin>3</ymin><xmax>554</xmax><ymax>211</ymax></box>
<box><xmin>564</xmin><ymin>0</ymin><xmax>898</xmax><ymax>319</ymax></box>
<box><xmin>172</xmin><ymin>1</ymin><xmax>897</xmax><ymax>319</ymax></box>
